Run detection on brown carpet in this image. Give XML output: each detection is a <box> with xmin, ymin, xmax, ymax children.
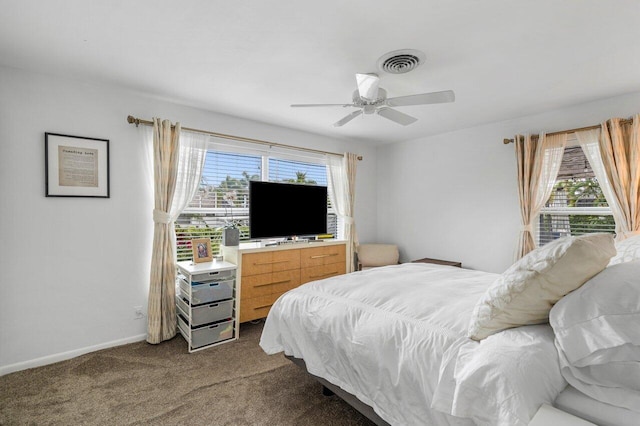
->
<box><xmin>0</xmin><ymin>321</ymin><xmax>374</xmax><ymax>426</ymax></box>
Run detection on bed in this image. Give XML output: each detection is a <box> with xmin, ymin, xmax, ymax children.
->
<box><xmin>259</xmin><ymin>234</ymin><xmax>640</xmax><ymax>426</ymax></box>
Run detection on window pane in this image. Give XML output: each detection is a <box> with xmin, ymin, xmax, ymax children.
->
<box><xmin>268</xmin><ymin>158</ymin><xmax>327</xmax><ymax>185</ymax></box>
<box><xmin>538</xmin><ymin>213</ymin><xmax>616</xmax><ymax>246</ymax></box>
<box><xmin>538</xmin><ymin>145</ymin><xmax>614</xmax><ymax>246</ymax></box>
<box><xmin>177</xmin><ymin>151</ymin><xmax>260</xmax><ymax>261</ymax></box>
<box><xmin>268</xmin><ymin>158</ymin><xmax>337</xmax><ymax>237</ymax></box>
<box><xmin>187</xmin><ymin>151</ymin><xmax>261</xmax><ymax>209</ymax></box>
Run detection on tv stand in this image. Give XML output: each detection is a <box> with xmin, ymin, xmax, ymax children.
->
<box><xmin>277</xmin><ymin>239</ymin><xmax>309</xmax><ymax>245</ymax></box>
<box><xmin>221</xmin><ymin>240</ymin><xmax>347</xmax><ymax>322</ymax></box>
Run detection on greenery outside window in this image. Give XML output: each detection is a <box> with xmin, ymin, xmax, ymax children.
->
<box><xmin>538</xmin><ymin>145</ymin><xmax>615</xmax><ymax>246</ymax></box>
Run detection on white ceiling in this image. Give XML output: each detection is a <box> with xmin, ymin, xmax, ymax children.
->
<box><xmin>1</xmin><ymin>0</ymin><xmax>639</xmax><ymax>145</ymax></box>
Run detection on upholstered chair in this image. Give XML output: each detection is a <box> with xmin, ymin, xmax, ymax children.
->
<box><xmin>356</xmin><ymin>244</ymin><xmax>400</xmax><ymax>271</ymax></box>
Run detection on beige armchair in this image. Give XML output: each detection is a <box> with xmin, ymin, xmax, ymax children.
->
<box><xmin>356</xmin><ymin>244</ymin><xmax>400</xmax><ymax>271</ymax></box>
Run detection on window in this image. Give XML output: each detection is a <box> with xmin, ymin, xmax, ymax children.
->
<box><xmin>175</xmin><ymin>149</ymin><xmax>337</xmax><ymax>261</ymax></box>
<box><xmin>538</xmin><ymin>145</ymin><xmax>615</xmax><ymax>245</ymax></box>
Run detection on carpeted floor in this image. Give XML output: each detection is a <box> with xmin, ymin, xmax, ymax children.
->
<box><xmin>0</xmin><ymin>321</ymin><xmax>374</xmax><ymax>426</ymax></box>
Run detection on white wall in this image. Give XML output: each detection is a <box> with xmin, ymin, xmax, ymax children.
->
<box><xmin>0</xmin><ymin>65</ymin><xmax>377</xmax><ymax>374</ymax></box>
<box><xmin>376</xmin><ymin>92</ymin><xmax>640</xmax><ymax>273</ymax></box>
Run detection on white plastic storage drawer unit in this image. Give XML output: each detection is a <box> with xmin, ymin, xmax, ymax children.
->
<box><xmin>178</xmin><ymin>278</ymin><xmax>233</xmax><ymax>305</ymax></box>
<box><xmin>176</xmin><ymin>297</ymin><xmax>233</xmax><ymax>327</ymax></box>
<box><xmin>177</xmin><ymin>316</ymin><xmax>234</xmax><ymax>349</ymax></box>
<box><xmin>190</xmin><ymin>268</ymin><xmax>234</xmax><ymax>283</ymax></box>
<box><xmin>175</xmin><ymin>260</ymin><xmax>238</xmax><ymax>352</ymax></box>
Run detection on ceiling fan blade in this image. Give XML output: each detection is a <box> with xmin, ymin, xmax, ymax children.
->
<box><xmin>356</xmin><ymin>73</ymin><xmax>380</xmax><ymax>100</ymax></box>
<box><xmin>377</xmin><ymin>107</ymin><xmax>417</xmax><ymax>126</ymax></box>
<box><xmin>385</xmin><ymin>90</ymin><xmax>455</xmax><ymax>107</ymax></box>
<box><xmin>333</xmin><ymin>110</ymin><xmax>363</xmax><ymax>127</ymax></box>
<box><xmin>291</xmin><ymin>103</ymin><xmax>354</xmax><ymax>108</ymax></box>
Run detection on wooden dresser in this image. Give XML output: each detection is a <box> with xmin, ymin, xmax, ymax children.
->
<box><xmin>221</xmin><ymin>240</ymin><xmax>347</xmax><ymax>323</ymax></box>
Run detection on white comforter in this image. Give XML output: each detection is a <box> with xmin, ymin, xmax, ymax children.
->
<box><xmin>259</xmin><ymin>263</ymin><xmax>567</xmax><ymax>426</ymax></box>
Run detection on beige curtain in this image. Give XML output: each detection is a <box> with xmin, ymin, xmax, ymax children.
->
<box><xmin>515</xmin><ymin>133</ymin><xmax>567</xmax><ymax>259</ymax></box>
<box><xmin>327</xmin><ymin>152</ymin><xmax>359</xmax><ymax>272</ymax></box>
<box><xmin>599</xmin><ymin>114</ymin><xmax>640</xmax><ymax>240</ymax></box>
<box><xmin>147</xmin><ymin>119</ymin><xmax>181</xmax><ymax>344</ymax></box>
<box><xmin>575</xmin><ymin>128</ymin><xmax>622</xmax><ymax>233</ymax></box>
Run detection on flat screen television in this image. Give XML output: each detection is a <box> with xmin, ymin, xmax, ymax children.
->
<box><xmin>249</xmin><ymin>181</ymin><xmax>328</xmax><ymax>239</ymax></box>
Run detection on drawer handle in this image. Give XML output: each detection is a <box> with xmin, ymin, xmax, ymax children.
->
<box><xmin>254</xmin><ymin>303</ymin><xmax>274</xmax><ymax>310</ymax></box>
<box><xmin>254</xmin><ymin>279</ymin><xmax>291</xmax><ymax>288</ymax></box>
<box><xmin>310</xmin><ymin>253</ymin><xmax>338</xmax><ymax>259</ymax></box>
<box><xmin>309</xmin><ymin>271</ymin><xmax>338</xmax><ymax>279</ymax></box>
<box><xmin>253</xmin><ymin>260</ymin><xmax>290</xmax><ymax>266</ymax></box>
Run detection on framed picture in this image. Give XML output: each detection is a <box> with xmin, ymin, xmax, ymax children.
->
<box><xmin>45</xmin><ymin>132</ymin><xmax>110</xmax><ymax>198</ymax></box>
<box><xmin>191</xmin><ymin>238</ymin><xmax>213</xmax><ymax>263</ymax></box>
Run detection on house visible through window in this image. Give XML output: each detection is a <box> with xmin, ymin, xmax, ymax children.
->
<box><xmin>538</xmin><ymin>144</ymin><xmax>615</xmax><ymax>246</ymax></box>
<box><xmin>176</xmin><ymin>150</ymin><xmax>337</xmax><ymax>261</ymax></box>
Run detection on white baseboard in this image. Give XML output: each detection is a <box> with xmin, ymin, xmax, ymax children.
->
<box><xmin>0</xmin><ymin>334</ymin><xmax>147</xmax><ymax>376</ymax></box>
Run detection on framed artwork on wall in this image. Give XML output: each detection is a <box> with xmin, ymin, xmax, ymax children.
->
<box><xmin>45</xmin><ymin>132</ymin><xmax>110</xmax><ymax>198</ymax></box>
<box><xmin>191</xmin><ymin>238</ymin><xmax>213</xmax><ymax>263</ymax></box>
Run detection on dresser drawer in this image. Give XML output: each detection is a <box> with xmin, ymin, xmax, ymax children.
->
<box><xmin>241</xmin><ymin>270</ymin><xmax>300</xmax><ymax>299</ymax></box>
<box><xmin>300</xmin><ymin>244</ymin><xmax>346</xmax><ymax>268</ymax></box>
<box><xmin>301</xmin><ymin>262</ymin><xmax>346</xmax><ymax>284</ymax></box>
<box><xmin>240</xmin><ymin>293</ymin><xmax>284</xmax><ymax>323</ymax></box>
<box><xmin>242</xmin><ymin>250</ymin><xmax>300</xmax><ymax>276</ymax></box>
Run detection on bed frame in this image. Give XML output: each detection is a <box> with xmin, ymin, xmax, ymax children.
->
<box><xmin>287</xmin><ymin>355</ymin><xmax>605</xmax><ymax>426</ymax></box>
<box><xmin>286</xmin><ymin>355</ymin><xmax>391</xmax><ymax>426</ymax></box>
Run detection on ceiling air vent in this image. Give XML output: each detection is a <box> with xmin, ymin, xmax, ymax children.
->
<box><xmin>377</xmin><ymin>49</ymin><xmax>426</xmax><ymax>74</ymax></box>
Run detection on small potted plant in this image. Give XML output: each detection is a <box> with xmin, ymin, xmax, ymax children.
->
<box><xmin>222</xmin><ymin>221</ymin><xmax>240</xmax><ymax>246</ymax></box>
<box><xmin>221</xmin><ymin>190</ymin><xmax>240</xmax><ymax>246</ymax></box>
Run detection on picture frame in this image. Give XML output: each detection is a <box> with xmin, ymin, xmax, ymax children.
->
<box><xmin>45</xmin><ymin>132</ymin><xmax>110</xmax><ymax>198</ymax></box>
<box><xmin>191</xmin><ymin>238</ymin><xmax>213</xmax><ymax>263</ymax></box>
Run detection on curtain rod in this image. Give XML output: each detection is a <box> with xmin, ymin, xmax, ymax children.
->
<box><xmin>126</xmin><ymin>115</ymin><xmax>362</xmax><ymax>160</ymax></box>
<box><xmin>502</xmin><ymin>117</ymin><xmax>633</xmax><ymax>144</ymax></box>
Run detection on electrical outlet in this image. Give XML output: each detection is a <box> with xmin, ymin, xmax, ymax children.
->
<box><xmin>134</xmin><ymin>306</ymin><xmax>144</xmax><ymax>319</ymax></box>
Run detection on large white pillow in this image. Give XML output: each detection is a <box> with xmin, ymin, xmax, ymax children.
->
<box><xmin>609</xmin><ymin>234</ymin><xmax>640</xmax><ymax>266</ymax></box>
<box><xmin>468</xmin><ymin>233</ymin><xmax>615</xmax><ymax>341</ymax></box>
<box><xmin>550</xmin><ymin>260</ymin><xmax>640</xmax><ymax>412</ymax></box>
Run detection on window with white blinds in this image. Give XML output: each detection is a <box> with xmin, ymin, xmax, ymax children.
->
<box><xmin>176</xmin><ymin>149</ymin><xmax>337</xmax><ymax>261</ymax></box>
<box><xmin>538</xmin><ymin>145</ymin><xmax>615</xmax><ymax>246</ymax></box>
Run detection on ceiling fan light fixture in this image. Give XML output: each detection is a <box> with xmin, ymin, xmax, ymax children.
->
<box><xmin>355</xmin><ymin>73</ymin><xmax>380</xmax><ymax>100</ymax></box>
<box><xmin>377</xmin><ymin>49</ymin><xmax>426</xmax><ymax>74</ymax></box>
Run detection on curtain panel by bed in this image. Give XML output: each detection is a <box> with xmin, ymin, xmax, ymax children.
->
<box><xmin>514</xmin><ymin>133</ymin><xmax>567</xmax><ymax>259</ymax></box>
<box><xmin>575</xmin><ymin>128</ymin><xmax>623</xmax><ymax>235</ymax></box>
<box><xmin>327</xmin><ymin>152</ymin><xmax>358</xmax><ymax>273</ymax></box>
<box><xmin>147</xmin><ymin>119</ymin><xmax>207</xmax><ymax>344</ymax></box>
<box><xmin>598</xmin><ymin>114</ymin><xmax>640</xmax><ymax>241</ymax></box>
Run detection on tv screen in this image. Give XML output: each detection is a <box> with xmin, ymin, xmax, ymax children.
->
<box><xmin>249</xmin><ymin>181</ymin><xmax>328</xmax><ymax>239</ymax></box>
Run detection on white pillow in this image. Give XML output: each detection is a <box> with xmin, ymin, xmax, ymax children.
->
<box><xmin>609</xmin><ymin>234</ymin><xmax>640</xmax><ymax>266</ymax></box>
<box><xmin>550</xmin><ymin>259</ymin><xmax>640</xmax><ymax>367</ymax></box>
<box><xmin>468</xmin><ymin>233</ymin><xmax>615</xmax><ymax>341</ymax></box>
<box><xmin>550</xmin><ymin>260</ymin><xmax>640</xmax><ymax>412</ymax></box>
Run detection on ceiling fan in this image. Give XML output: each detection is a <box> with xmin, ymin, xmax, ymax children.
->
<box><xmin>291</xmin><ymin>73</ymin><xmax>455</xmax><ymax>127</ymax></box>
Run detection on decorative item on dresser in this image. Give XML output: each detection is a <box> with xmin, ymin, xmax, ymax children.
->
<box><xmin>221</xmin><ymin>240</ymin><xmax>347</xmax><ymax>323</ymax></box>
<box><xmin>175</xmin><ymin>260</ymin><xmax>238</xmax><ymax>352</ymax></box>
<box><xmin>412</xmin><ymin>257</ymin><xmax>462</xmax><ymax>268</ymax></box>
